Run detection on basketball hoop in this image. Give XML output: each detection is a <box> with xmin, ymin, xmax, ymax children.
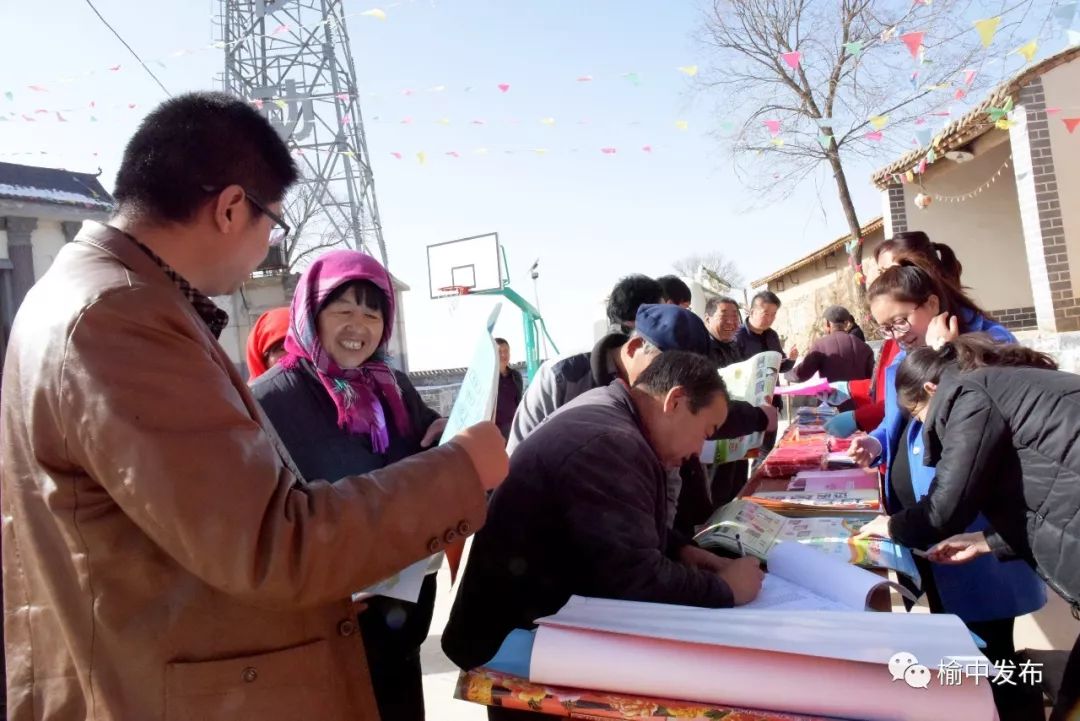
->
<box><xmin>438</xmin><ymin>285</ymin><xmax>472</xmax><ymax>313</ymax></box>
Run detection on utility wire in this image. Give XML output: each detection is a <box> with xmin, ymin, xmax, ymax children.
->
<box><xmin>83</xmin><ymin>0</ymin><xmax>172</xmax><ymax>97</ymax></box>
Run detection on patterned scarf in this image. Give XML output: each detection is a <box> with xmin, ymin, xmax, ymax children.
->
<box><xmin>280</xmin><ymin>249</ymin><xmax>410</xmax><ymax>453</ymax></box>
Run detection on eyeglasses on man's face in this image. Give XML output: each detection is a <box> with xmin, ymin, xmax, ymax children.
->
<box><xmin>201</xmin><ymin>185</ymin><xmax>290</xmax><ymax>247</ymax></box>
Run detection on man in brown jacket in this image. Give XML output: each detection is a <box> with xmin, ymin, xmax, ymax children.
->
<box><xmin>0</xmin><ymin>92</ymin><xmax>507</xmax><ymax>721</ymax></box>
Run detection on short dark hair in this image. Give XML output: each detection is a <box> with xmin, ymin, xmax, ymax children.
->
<box><xmin>322</xmin><ymin>280</ymin><xmax>389</xmax><ymax>319</ymax></box>
<box><xmin>656</xmin><ymin>275</ymin><xmax>692</xmax><ymax>306</ymax></box>
<box><xmin>824</xmin><ymin>305</ymin><xmax>853</xmax><ymax>325</ymax></box>
<box><xmin>705</xmin><ymin>296</ymin><xmax>740</xmax><ymax>317</ymax></box>
<box><xmin>494</xmin><ymin>337</ymin><xmax>510</xmax><ymax>347</ymax></box>
<box><xmin>607</xmin><ymin>274</ymin><xmax>663</xmax><ymax>330</ymax></box>
<box><xmin>751</xmin><ymin>290</ymin><xmax>782</xmax><ymax>309</ymax></box>
<box><xmin>113</xmin><ymin>92</ymin><xmax>299</xmax><ymax>223</ymax></box>
<box><xmin>633</xmin><ymin>350</ymin><xmax>728</xmax><ymax>412</ymax></box>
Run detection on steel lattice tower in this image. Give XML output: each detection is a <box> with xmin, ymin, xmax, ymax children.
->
<box><xmin>218</xmin><ymin>0</ymin><xmax>387</xmax><ymax>266</ymax></box>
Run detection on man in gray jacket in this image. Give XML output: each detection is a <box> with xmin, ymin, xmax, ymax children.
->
<box><xmin>509</xmin><ymin>304</ymin><xmax>776</xmax><ymax>453</ymax></box>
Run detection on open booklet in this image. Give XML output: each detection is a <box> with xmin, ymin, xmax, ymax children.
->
<box><xmin>746</xmin><ymin>541</ymin><xmax>915</xmax><ymax>611</ymax></box>
<box><xmin>354</xmin><ymin>304</ymin><xmax>503</xmax><ymax>603</ymax></box>
<box><xmin>531</xmin><ymin>596</ymin><xmax>996</xmax><ymax>721</ymax></box>
<box><xmin>694</xmin><ymin>499</ymin><xmax>921</xmax><ymax>586</ymax></box>
<box><xmin>701</xmin><ymin>350</ymin><xmax>781</xmax><ymax>464</ymax></box>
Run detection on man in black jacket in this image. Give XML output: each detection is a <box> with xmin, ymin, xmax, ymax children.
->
<box><xmin>442</xmin><ymin>352</ymin><xmax>764</xmax><ymax>693</ymax></box>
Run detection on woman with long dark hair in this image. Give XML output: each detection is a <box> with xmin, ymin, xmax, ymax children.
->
<box><xmin>860</xmin><ymin>335</ymin><xmax>1079</xmax><ymax>721</ymax></box>
<box><xmin>848</xmin><ymin>263</ymin><xmax>1047</xmax><ymax>721</ymax></box>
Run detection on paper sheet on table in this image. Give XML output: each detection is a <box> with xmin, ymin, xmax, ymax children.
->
<box><xmin>789</xmin><ymin>469</ymin><xmax>878</xmax><ymax>492</ymax></box>
<box><xmin>742</xmin><ymin>573</ymin><xmax>853</xmax><ymax>612</ymax></box>
<box><xmin>530</xmin><ymin>624</ymin><xmax>994</xmax><ymax>721</ymax></box>
<box><xmin>775</xmin><ymin>373</ymin><xmax>831</xmax><ymax>396</ymax></box>
<box><xmin>532</xmin><ymin>596</ymin><xmax>995</xmax><ymax>721</ymax></box>
<box><xmin>764</xmin><ymin>541</ymin><xmax>912</xmax><ymax>609</ymax></box>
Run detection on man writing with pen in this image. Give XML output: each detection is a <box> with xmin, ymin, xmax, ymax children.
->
<box><xmin>442</xmin><ymin>350</ymin><xmax>764</xmax><ymax>720</ymax></box>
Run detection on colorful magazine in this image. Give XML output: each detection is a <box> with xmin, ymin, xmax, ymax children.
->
<box><xmin>702</xmin><ymin>351</ymin><xmax>782</xmax><ymax>464</ymax></box>
<box><xmin>694</xmin><ymin>500</ymin><xmax>921</xmax><ymax>586</ymax></box>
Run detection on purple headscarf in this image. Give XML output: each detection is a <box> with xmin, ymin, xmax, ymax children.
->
<box><xmin>280</xmin><ymin>249</ymin><xmax>410</xmax><ymax>453</ymax></box>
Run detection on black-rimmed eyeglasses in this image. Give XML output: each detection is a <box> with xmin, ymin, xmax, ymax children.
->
<box><xmin>202</xmin><ymin>185</ymin><xmax>290</xmax><ymax>247</ymax></box>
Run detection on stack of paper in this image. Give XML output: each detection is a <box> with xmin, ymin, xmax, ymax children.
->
<box><xmin>744</xmin><ymin>488</ymin><xmax>884</xmax><ymax>515</ymax></box>
<box><xmin>531</xmin><ymin>596</ymin><xmax>995</xmax><ymax>721</ymax></box>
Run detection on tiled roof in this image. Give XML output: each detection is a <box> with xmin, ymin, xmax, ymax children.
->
<box><xmin>870</xmin><ymin>45</ymin><xmax>1080</xmax><ymax>188</ymax></box>
<box><xmin>0</xmin><ymin>161</ymin><xmax>115</xmax><ymax>211</ymax></box>
<box><xmin>752</xmin><ymin>217</ymin><xmax>884</xmax><ymax>287</ymax></box>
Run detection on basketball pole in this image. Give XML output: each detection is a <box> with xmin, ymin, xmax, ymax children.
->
<box><xmin>471</xmin><ymin>286</ymin><xmax>557</xmax><ymax>382</ymax></box>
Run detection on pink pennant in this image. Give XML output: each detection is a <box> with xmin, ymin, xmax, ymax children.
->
<box><xmin>1064</xmin><ymin>118</ymin><xmax>1080</xmax><ymax>134</ymax></box>
<box><xmin>56</xmin><ymin>112</ymin><xmax>67</xmax><ymax>122</ymax></box>
<box><xmin>900</xmin><ymin>31</ymin><xmax>924</xmax><ymax>58</ymax></box>
<box><xmin>865</xmin><ymin>131</ymin><xmax>884</xmax><ymax>141</ymax></box>
<box><xmin>343</xmin><ymin>115</ymin><xmax>352</xmax><ymax>125</ymax></box>
<box><xmin>21</xmin><ymin>114</ymin><xmax>35</xmax><ymax>121</ymax></box>
<box><xmin>963</xmin><ymin>68</ymin><xmax>977</xmax><ymax>85</ymax></box>
<box><xmin>28</xmin><ymin>85</ymin><xmax>47</xmax><ymax>92</ymax></box>
<box><xmin>390</xmin><ymin>152</ymin><xmax>403</xmax><ymax>159</ymax></box>
<box><xmin>336</xmin><ymin>92</ymin><xmax>350</xmax><ymax>101</ymax></box>
<box><xmin>34</xmin><ymin>109</ymin><xmax>48</xmax><ymax>114</ymax></box>
<box><xmin>763</xmin><ymin>119</ymin><xmax>781</xmax><ymax>136</ymax></box>
<box><xmin>445</xmin><ymin>151</ymin><xmax>460</xmax><ymax>158</ymax></box>
<box><xmin>471</xmin><ymin>119</ymin><xmax>486</xmax><ymax>125</ymax></box>
<box><xmin>1046</xmin><ymin>107</ymin><xmax>1062</xmax><ymax>115</ymax></box>
<box><xmin>954</xmin><ymin>89</ymin><xmax>967</xmax><ymax>100</ymax></box>
<box><xmin>252</xmin><ymin>99</ymin><xmax>264</xmax><ymax>110</ymax></box>
<box><xmin>271</xmin><ymin>23</ymin><xmax>288</xmax><ymax>35</ymax></box>
<box><xmin>917</xmin><ymin>158</ymin><xmax>928</xmax><ymax>174</ymax></box>
<box><xmin>915</xmin><ymin>116</ymin><xmax>927</xmax><ymax>125</ymax></box>
<box><xmin>642</xmin><ymin>145</ymin><xmax>653</xmax><ymax>153</ymax></box>
<box><xmin>109</xmin><ymin>65</ymin><xmax>121</xmax><ymax>72</ymax></box>
<box><xmin>401</xmin><ymin>117</ymin><xmax>412</xmax><ymax>124</ymax></box>
<box><xmin>497</xmin><ymin>83</ymin><xmax>511</xmax><ymax>93</ymax></box>
<box><xmin>401</xmin><ymin>89</ymin><xmax>414</xmax><ymax>96</ymax></box>
<box><xmin>931</xmin><ymin>110</ymin><xmax>952</xmax><ymax>117</ymax></box>
<box><xmin>576</xmin><ymin>75</ymin><xmax>593</xmax><ymax>82</ymax></box>
<box><xmin>781</xmin><ymin>51</ymin><xmax>802</xmax><ymax>70</ymax></box>
<box><xmin>128</xmin><ymin>103</ymin><xmax>136</xmax><ymax>109</ymax></box>
<box><xmin>600</xmin><ymin>147</ymin><xmax>617</xmax><ymax>154</ymax></box>
<box><xmin>89</xmin><ymin>101</ymin><xmax>96</xmax><ymax>108</ymax></box>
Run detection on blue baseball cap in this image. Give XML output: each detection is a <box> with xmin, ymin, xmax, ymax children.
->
<box><xmin>634</xmin><ymin>304</ymin><xmax>712</xmax><ymax>356</ymax></box>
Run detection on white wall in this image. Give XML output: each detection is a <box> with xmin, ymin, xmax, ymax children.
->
<box><xmin>1041</xmin><ymin>60</ymin><xmax>1080</xmax><ymax>297</ymax></box>
<box><xmin>31</xmin><ymin>220</ymin><xmax>66</xmax><ymax>281</ymax></box>
<box><xmin>0</xmin><ymin>228</ymin><xmax>8</xmax><ymax>261</ymax></box>
<box><xmin>900</xmin><ymin>136</ymin><xmax>1034</xmax><ymax>312</ymax></box>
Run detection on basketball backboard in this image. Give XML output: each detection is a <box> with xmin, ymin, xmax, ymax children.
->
<box><xmin>426</xmin><ymin>233</ymin><xmax>504</xmax><ymax>299</ymax></box>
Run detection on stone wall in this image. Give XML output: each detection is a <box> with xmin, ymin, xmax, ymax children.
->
<box><xmin>1015</xmin><ymin>330</ymin><xmax>1080</xmax><ymax>373</ymax></box>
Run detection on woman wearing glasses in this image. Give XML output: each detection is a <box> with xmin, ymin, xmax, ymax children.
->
<box><xmin>848</xmin><ymin>260</ymin><xmax>1046</xmax><ymax>721</ymax></box>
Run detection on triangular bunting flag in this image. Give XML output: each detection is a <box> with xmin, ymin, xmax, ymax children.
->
<box><xmin>781</xmin><ymin>51</ymin><xmax>802</xmax><ymax>70</ymax></box>
<box><xmin>677</xmin><ymin>65</ymin><xmax>698</xmax><ymax>77</ymax></box>
<box><xmin>843</xmin><ymin>41</ymin><xmax>864</xmax><ymax>56</ymax></box>
<box><xmin>927</xmin><ymin>148</ymin><xmax>938</xmax><ymax>163</ymax></box>
<box><xmin>917</xmin><ymin>158</ymin><xmax>928</xmax><ymax>174</ymax></box>
<box><xmin>416</xmin><ymin>151</ymin><xmax>427</xmax><ymax>165</ymax></box>
<box><xmin>866</xmin><ymin>131</ymin><xmax>884</xmax><ymax>141</ymax></box>
<box><xmin>974</xmin><ymin>17</ymin><xmax>1001</xmax><ymax>48</ymax></box>
<box><xmin>870</xmin><ymin>115</ymin><xmax>889</xmax><ymax>130</ymax></box>
<box><xmin>901</xmin><ymin>31</ymin><xmax>925</xmax><ymax>58</ymax></box>
<box><xmin>770</xmin><ymin>138</ymin><xmax>785</xmax><ymax>147</ymax></box>
<box><xmin>361</xmin><ymin>8</ymin><xmax>388</xmax><ymax>20</ymax></box>
<box><xmin>964</xmin><ymin>68</ymin><xmax>977</xmax><ymax>85</ymax></box>
<box><xmin>817</xmin><ymin>134</ymin><xmax>833</xmax><ymax>149</ymax></box>
<box><xmin>675</xmin><ymin>120</ymin><xmax>689</xmax><ymax>131</ymax></box>
<box><xmin>1012</xmin><ymin>40</ymin><xmax>1038</xmax><ymax>64</ymax></box>
<box><xmin>763</xmin><ymin>119</ymin><xmax>781</xmax><ymax>135</ymax></box>
<box><xmin>915</xmin><ymin>128</ymin><xmax>933</xmax><ymax>146</ymax></box>
<box><xmin>1064</xmin><ymin>118</ymin><xmax>1080</xmax><ymax>134</ymax></box>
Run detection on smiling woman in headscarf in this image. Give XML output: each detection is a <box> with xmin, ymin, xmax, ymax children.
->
<box><xmin>245</xmin><ymin>307</ymin><xmax>290</xmax><ymax>381</ymax></box>
<box><xmin>251</xmin><ymin>249</ymin><xmax>449</xmax><ymax>721</ymax></box>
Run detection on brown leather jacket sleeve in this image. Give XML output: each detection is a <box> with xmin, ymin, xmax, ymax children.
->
<box><xmin>59</xmin><ymin>285</ymin><xmax>487</xmax><ymax>609</ymax></box>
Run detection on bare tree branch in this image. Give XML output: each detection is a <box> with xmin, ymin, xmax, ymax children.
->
<box><xmin>673</xmin><ymin>252</ymin><xmax>746</xmax><ymax>288</ymax></box>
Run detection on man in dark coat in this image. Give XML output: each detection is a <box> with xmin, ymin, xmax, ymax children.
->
<box><xmin>785</xmin><ymin>305</ymin><xmax>874</xmax><ymax>412</ymax></box>
<box><xmin>494</xmin><ymin>337</ymin><xmax>524</xmax><ymax>440</ymax></box>
<box><xmin>442</xmin><ymin>352</ymin><xmax>764</xmax><ymax>701</ymax></box>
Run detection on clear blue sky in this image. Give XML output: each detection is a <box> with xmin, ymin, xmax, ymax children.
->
<box><xmin>1</xmin><ymin>0</ymin><xmax>1070</xmax><ymax>369</ymax></box>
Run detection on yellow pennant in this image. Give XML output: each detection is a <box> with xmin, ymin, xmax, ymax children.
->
<box><xmin>1012</xmin><ymin>40</ymin><xmax>1037</xmax><ymax>64</ymax></box>
<box><xmin>869</xmin><ymin>115</ymin><xmax>889</xmax><ymax>130</ymax></box>
<box><xmin>675</xmin><ymin>119</ymin><xmax>689</xmax><ymax>131</ymax></box>
<box><xmin>361</xmin><ymin>8</ymin><xmax>387</xmax><ymax>20</ymax></box>
<box><xmin>973</xmin><ymin>17</ymin><xmax>1001</xmax><ymax>48</ymax></box>
<box><xmin>677</xmin><ymin>65</ymin><xmax>698</xmax><ymax>77</ymax></box>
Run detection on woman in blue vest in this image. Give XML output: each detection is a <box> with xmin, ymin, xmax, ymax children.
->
<box><xmin>849</xmin><ymin>260</ymin><xmax>1046</xmax><ymax>721</ymax></box>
